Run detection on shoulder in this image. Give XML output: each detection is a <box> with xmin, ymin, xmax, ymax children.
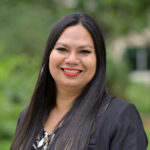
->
<box><xmin>97</xmin><ymin>96</ymin><xmax>143</xmax><ymax>123</ymax></box>
<box><xmin>102</xmin><ymin>97</ymin><xmax>138</xmax><ymax>118</ymax></box>
<box><xmin>96</xmin><ymin>96</ymin><xmax>136</xmax><ymax>124</ymax></box>
<box><xmin>96</xmin><ymin>96</ymin><xmax>145</xmax><ymax>133</ymax></box>
<box><xmin>19</xmin><ymin>105</ymin><xmax>28</xmax><ymax>120</ymax></box>
<box><xmin>15</xmin><ymin>106</ymin><xmax>28</xmax><ymax>133</ymax></box>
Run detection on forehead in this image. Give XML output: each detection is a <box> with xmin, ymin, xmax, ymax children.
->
<box><xmin>56</xmin><ymin>24</ymin><xmax>94</xmax><ymax>47</ymax></box>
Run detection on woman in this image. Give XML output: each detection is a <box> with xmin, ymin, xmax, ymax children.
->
<box><xmin>11</xmin><ymin>12</ymin><xmax>148</xmax><ymax>150</ymax></box>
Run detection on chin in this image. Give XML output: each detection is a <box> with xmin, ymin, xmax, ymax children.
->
<box><xmin>62</xmin><ymin>82</ymin><xmax>85</xmax><ymax>89</ymax></box>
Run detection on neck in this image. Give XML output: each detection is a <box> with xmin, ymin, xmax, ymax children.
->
<box><xmin>55</xmin><ymin>86</ymin><xmax>83</xmax><ymax>112</ymax></box>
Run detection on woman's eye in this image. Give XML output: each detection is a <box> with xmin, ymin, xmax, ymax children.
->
<box><xmin>56</xmin><ymin>47</ymin><xmax>67</xmax><ymax>51</ymax></box>
<box><xmin>80</xmin><ymin>50</ymin><xmax>91</xmax><ymax>54</ymax></box>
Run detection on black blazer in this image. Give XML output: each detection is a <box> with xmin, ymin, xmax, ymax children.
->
<box><xmin>16</xmin><ymin>97</ymin><xmax>148</xmax><ymax>150</ymax></box>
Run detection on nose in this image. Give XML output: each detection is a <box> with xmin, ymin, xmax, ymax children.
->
<box><xmin>65</xmin><ymin>52</ymin><xmax>79</xmax><ymax>65</ymax></box>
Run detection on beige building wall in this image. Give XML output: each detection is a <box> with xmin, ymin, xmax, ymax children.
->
<box><xmin>110</xmin><ymin>27</ymin><xmax>150</xmax><ymax>84</ymax></box>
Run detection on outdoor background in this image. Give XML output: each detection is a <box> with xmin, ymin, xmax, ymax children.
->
<box><xmin>0</xmin><ymin>0</ymin><xmax>150</xmax><ymax>149</ymax></box>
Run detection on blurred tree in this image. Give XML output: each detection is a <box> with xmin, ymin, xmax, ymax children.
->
<box><xmin>106</xmin><ymin>52</ymin><xmax>130</xmax><ymax>98</ymax></box>
<box><xmin>0</xmin><ymin>0</ymin><xmax>150</xmax><ymax>148</ymax></box>
<box><xmin>1</xmin><ymin>0</ymin><xmax>150</xmax><ymax>39</ymax></box>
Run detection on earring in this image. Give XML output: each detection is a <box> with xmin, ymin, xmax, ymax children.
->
<box><xmin>40</xmin><ymin>67</ymin><xmax>44</xmax><ymax>74</ymax></box>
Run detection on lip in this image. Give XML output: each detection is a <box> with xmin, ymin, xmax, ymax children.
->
<box><xmin>61</xmin><ymin>67</ymin><xmax>82</xmax><ymax>77</ymax></box>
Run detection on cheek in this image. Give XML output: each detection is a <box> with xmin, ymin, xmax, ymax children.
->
<box><xmin>84</xmin><ymin>56</ymin><xmax>96</xmax><ymax>74</ymax></box>
<box><xmin>49</xmin><ymin>51</ymin><xmax>57</xmax><ymax>67</ymax></box>
<box><xmin>49</xmin><ymin>54</ymin><xmax>53</xmax><ymax>72</ymax></box>
<box><xmin>90</xmin><ymin>59</ymin><xmax>96</xmax><ymax>80</ymax></box>
<box><xmin>49</xmin><ymin>51</ymin><xmax>63</xmax><ymax>73</ymax></box>
<box><xmin>90</xmin><ymin>61</ymin><xmax>96</xmax><ymax>77</ymax></box>
<box><xmin>49</xmin><ymin>52</ymin><xmax>57</xmax><ymax>74</ymax></box>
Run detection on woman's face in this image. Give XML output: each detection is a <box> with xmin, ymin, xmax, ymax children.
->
<box><xmin>49</xmin><ymin>24</ymin><xmax>96</xmax><ymax>90</ymax></box>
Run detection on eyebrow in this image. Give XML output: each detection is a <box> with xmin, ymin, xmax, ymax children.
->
<box><xmin>55</xmin><ymin>42</ymin><xmax>94</xmax><ymax>49</ymax></box>
<box><xmin>78</xmin><ymin>45</ymin><xmax>94</xmax><ymax>49</ymax></box>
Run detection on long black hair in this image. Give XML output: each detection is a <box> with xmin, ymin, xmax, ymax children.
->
<box><xmin>11</xmin><ymin>12</ymin><xmax>107</xmax><ymax>150</ymax></box>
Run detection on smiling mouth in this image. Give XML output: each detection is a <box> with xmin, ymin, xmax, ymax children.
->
<box><xmin>61</xmin><ymin>68</ymin><xmax>82</xmax><ymax>77</ymax></box>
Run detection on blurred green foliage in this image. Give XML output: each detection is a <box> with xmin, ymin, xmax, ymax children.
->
<box><xmin>0</xmin><ymin>0</ymin><xmax>150</xmax><ymax>149</ymax></box>
<box><xmin>145</xmin><ymin>129</ymin><xmax>150</xmax><ymax>149</ymax></box>
<box><xmin>125</xmin><ymin>82</ymin><xmax>150</xmax><ymax>113</ymax></box>
<box><xmin>106</xmin><ymin>54</ymin><xmax>130</xmax><ymax>98</ymax></box>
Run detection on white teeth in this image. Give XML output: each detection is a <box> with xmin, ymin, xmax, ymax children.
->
<box><xmin>64</xmin><ymin>69</ymin><xmax>80</xmax><ymax>73</ymax></box>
